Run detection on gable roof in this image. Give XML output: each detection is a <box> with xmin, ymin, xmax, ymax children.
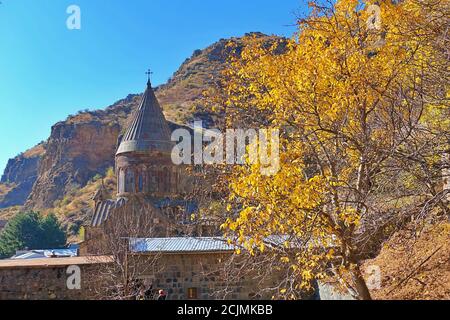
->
<box><xmin>130</xmin><ymin>237</ymin><xmax>235</xmax><ymax>254</ymax></box>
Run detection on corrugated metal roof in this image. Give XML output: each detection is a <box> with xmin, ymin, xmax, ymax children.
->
<box><xmin>11</xmin><ymin>248</ymin><xmax>78</xmax><ymax>260</ymax></box>
<box><xmin>91</xmin><ymin>198</ymin><xmax>127</xmax><ymax>227</ymax></box>
<box><xmin>130</xmin><ymin>237</ymin><xmax>236</xmax><ymax>253</ymax></box>
<box><xmin>91</xmin><ymin>197</ymin><xmax>199</xmax><ymax>228</ymax></box>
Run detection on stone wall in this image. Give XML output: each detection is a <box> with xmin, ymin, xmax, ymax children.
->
<box><xmin>0</xmin><ymin>265</ymin><xmax>92</xmax><ymax>300</ymax></box>
<box><xmin>0</xmin><ymin>252</ymin><xmax>329</xmax><ymax>300</ymax></box>
<box><xmin>134</xmin><ymin>252</ymin><xmax>283</xmax><ymax>300</ymax></box>
<box><xmin>0</xmin><ymin>257</ymin><xmax>111</xmax><ymax>300</ymax></box>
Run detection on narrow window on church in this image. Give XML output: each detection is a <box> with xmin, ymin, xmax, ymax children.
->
<box><xmin>157</xmin><ymin>170</ymin><xmax>163</xmax><ymax>192</ymax></box>
<box><xmin>125</xmin><ymin>169</ymin><xmax>135</xmax><ymax>193</ymax></box>
<box><xmin>138</xmin><ymin>173</ymin><xmax>143</xmax><ymax>192</ymax></box>
<box><xmin>187</xmin><ymin>287</ymin><xmax>198</xmax><ymax>300</ymax></box>
<box><xmin>166</xmin><ymin>169</ymin><xmax>171</xmax><ymax>192</ymax></box>
<box><xmin>148</xmin><ymin>170</ymin><xmax>156</xmax><ymax>192</ymax></box>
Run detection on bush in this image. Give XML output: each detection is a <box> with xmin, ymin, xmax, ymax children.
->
<box><xmin>106</xmin><ymin>167</ymin><xmax>115</xmax><ymax>178</ymax></box>
<box><xmin>0</xmin><ymin>212</ymin><xmax>67</xmax><ymax>259</ymax></box>
<box><xmin>92</xmin><ymin>174</ymin><xmax>103</xmax><ymax>182</ymax></box>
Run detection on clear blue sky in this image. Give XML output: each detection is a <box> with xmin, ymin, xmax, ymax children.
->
<box><xmin>0</xmin><ymin>0</ymin><xmax>306</xmax><ymax>174</ymax></box>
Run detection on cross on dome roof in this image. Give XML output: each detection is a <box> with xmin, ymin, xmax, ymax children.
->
<box><xmin>116</xmin><ymin>75</ymin><xmax>173</xmax><ymax>156</ymax></box>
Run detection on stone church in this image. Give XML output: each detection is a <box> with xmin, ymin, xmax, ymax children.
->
<box><xmin>80</xmin><ymin>78</ymin><xmax>213</xmax><ymax>255</ymax></box>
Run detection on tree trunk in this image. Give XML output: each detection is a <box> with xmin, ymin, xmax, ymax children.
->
<box><xmin>351</xmin><ymin>266</ymin><xmax>372</xmax><ymax>300</ymax></box>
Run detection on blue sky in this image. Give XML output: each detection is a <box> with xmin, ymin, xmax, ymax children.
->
<box><xmin>0</xmin><ymin>0</ymin><xmax>305</xmax><ymax>174</ymax></box>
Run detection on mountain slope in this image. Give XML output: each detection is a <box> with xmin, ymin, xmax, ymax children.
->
<box><xmin>0</xmin><ymin>33</ymin><xmax>284</xmax><ymax>230</ymax></box>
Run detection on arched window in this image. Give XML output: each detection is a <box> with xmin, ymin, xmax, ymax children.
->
<box><xmin>125</xmin><ymin>169</ymin><xmax>135</xmax><ymax>193</ymax></box>
<box><xmin>156</xmin><ymin>169</ymin><xmax>163</xmax><ymax>192</ymax></box>
<box><xmin>142</xmin><ymin>167</ymin><xmax>148</xmax><ymax>192</ymax></box>
<box><xmin>148</xmin><ymin>168</ymin><xmax>157</xmax><ymax>192</ymax></box>
<box><xmin>138</xmin><ymin>173</ymin><xmax>143</xmax><ymax>192</ymax></box>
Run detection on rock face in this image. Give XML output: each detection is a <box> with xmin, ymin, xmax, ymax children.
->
<box><xmin>26</xmin><ymin>121</ymin><xmax>122</xmax><ymax>209</ymax></box>
<box><xmin>0</xmin><ymin>145</ymin><xmax>43</xmax><ymax>208</ymax></box>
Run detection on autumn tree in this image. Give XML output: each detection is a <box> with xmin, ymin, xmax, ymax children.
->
<box><xmin>210</xmin><ymin>0</ymin><xmax>449</xmax><ymax>300</ymax></box>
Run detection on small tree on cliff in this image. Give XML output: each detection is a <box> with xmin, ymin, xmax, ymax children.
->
<box><xmin>0</xmin><ymin>212</ymin><xmax>66</xmax><ymax>258</ymax></box>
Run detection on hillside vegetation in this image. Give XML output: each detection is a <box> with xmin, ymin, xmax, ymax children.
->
<box><xmin>364</xmin><ymin>219</ymin><xmax>450</xmax><ymax>300</ymax></box>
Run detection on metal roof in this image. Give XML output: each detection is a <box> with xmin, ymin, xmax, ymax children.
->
<box><xmin>116</xmin><ymin>81</ymin><xmax>174</xmax><ymax>155</ymax></box>
<box><xmin>90</xmin><ymin>197</ymin><xmax>198</xmax><ymax>227</ymax></box>
<box><xmin>130</xmin><ymin>237</ymin><xmax>236</xmax><ymax>253</ymax></box>
<box><xmin>11</xmin><ymin>248</ymin><xmax>78</xmax><ymax>260</ymax></box>
<box><xmin>91</xmin><ymin>197</ymin><xmax>127</xmax><ymax>227</ymax></box>
<box><xmin>0</xmin><ymin>256</ymin><xmax>113</xmax><ymax>269</ymax></box>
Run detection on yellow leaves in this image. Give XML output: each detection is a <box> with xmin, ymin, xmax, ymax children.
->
<box><xmin>422</xmin><ymin>101</ymin><xmax>450</xmax><ymax>133</ymax></box>
<box><xmin>302</xmin><ymin>270</ymin><xmax>313</xmax><ymax>281</ymax></box>
<box><xmin>228</xmin><ymin>221</ymin><xmax>238</xmax><ymax>232</ymax></box>
<box><xmin>326</xmin><ymin>249</ymin><xmax>335</xmax><ymax>260</ymax></box>
<box><xmin>338</xmin><ymin>208</ymin><xmax>361</xmax><ymax>227</ymax></box>
<box><xmin>280</xmin><ymin>256</ymin><xmax>290</xmax><ymax>263</ymax></box>
<box><xmin>259</xmin><ymin>242</ymin><xmax>265</xmax><ymax>253</ymax></box>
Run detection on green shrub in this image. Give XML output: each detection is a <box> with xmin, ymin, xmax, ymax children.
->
<box><xmin>0</xmin><ymin>212</ymin><xmax>67</xmax><ymax>259</ymax></box>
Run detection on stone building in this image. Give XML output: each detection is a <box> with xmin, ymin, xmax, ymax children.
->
<box><xmin>0</xmin><ymin>256</ymin><xmax>112</xmax><ymax>300</ymax></box>
<box><xmin>80</xmin><ymin>79</ymin><xmax>213</xmax><ymax>255</ymax></box>
<box><xmin>128</xmin><ymin>237</ymin><xmax>284</xmax><ymax>300</ymax></box>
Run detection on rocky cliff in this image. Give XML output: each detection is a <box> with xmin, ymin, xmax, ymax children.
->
<box><xmin>0</xmin><ymin>144</ymin><xmax>44</xmax><ymax>208</ymax></box>
<box><xmin>26</xmin><ymin>120</ymin><xmax>122</xmax><ymax>209</ymax></box>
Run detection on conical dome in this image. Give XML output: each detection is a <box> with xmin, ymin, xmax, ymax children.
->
<box><xmin>116</xmin><ymin>81</ymin><xmax>174</xmax><ymax>155</ymax></box>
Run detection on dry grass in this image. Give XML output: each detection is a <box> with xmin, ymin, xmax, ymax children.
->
<box><xmin>22</xmin><ymin>144</ymin><xmax>45</xmax><ymax>158</ymax></box>
<box><xmin>363</xmin><ymin>219</ymin><xmax>450</xmax><ymax>300</ymax></box>
<box><xmin>0</xmin><ymin>183</ymin><xmax>14</xmax><ymax>196</ymax></box>
<box><xmin>0</xmin><ymin>206</ymin><xmax>22</xmax><ymax>220</ymax></box>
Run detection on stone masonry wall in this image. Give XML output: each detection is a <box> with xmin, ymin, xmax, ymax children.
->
<box><xmin>0</xmin><ymin>265</ymin><xmax>94</xmax><ymax>300</ymax></box>
<box><xmin>135</xmin><ymin>252</ymin><xmax>282</xmax><ymax>300</ymax></box>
